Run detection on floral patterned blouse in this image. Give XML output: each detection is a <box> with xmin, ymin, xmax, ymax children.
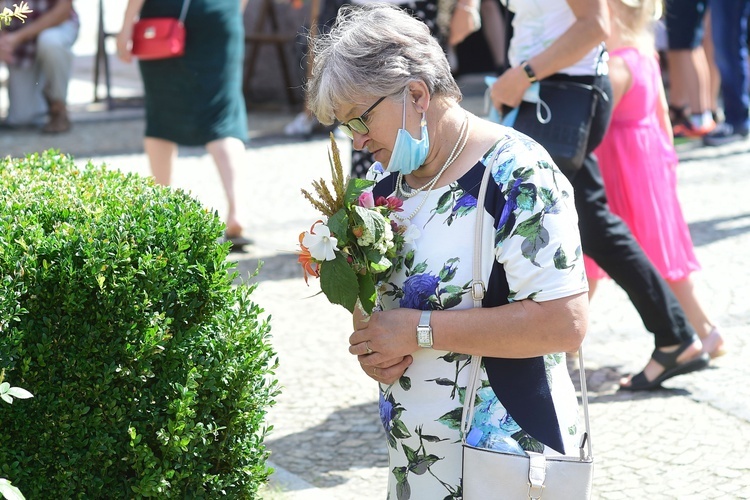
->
<box><xmin>369</xmin><ymin>126</ymin><xmax>588</xmax><ymax>499</ymax></box>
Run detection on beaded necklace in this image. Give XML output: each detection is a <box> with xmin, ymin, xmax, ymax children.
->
<box><xmin>393</xmin><ymin>113</ymin><xmax>470</xmax><ymax>222</ymax></box>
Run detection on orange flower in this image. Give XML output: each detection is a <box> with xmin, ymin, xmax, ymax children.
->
<box><xmin>298</xmin><ymin>232</ymin><xmax>320</xmax><ymax>284</ymax></box>
<box><xmin>291</xmin><ymin>0</ymin><xmax>303</xmax><ymax>9</ymax></box>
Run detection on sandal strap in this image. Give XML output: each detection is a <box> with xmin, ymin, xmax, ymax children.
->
<box><xmin>651</xmin><ymin>339</ymin><xmax>694</xmax><ymax>369</ymax></box>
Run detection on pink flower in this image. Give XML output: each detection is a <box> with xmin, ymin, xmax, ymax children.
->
<box><xmin>376</xmin><ymin>196</ymin><xmax>403</xmax><ymax>212</ymax></box>
<box><xmin>358</xmin><ymin>192</ymin><xmax>375</xmax><ymax>208</ymax></box>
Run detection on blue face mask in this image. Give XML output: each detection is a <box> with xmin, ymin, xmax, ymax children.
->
<box><xmin>386</xmin><ymin>94</ymin><xmax>429</xmax><ymax>175</ymax></box>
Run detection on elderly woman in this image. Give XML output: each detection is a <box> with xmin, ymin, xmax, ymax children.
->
<box><xmin>307</xmin><ymin>5</ymin><xmax>588</xmax><ymax>497</ymax></box>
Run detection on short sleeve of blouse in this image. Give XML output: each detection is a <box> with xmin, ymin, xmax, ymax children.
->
<box><xmin>485</xmin><ymin>129</ymin><xmax>588</xmax><ymax>302</ymax></box>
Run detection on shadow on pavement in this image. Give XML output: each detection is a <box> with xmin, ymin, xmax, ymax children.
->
<box><xmin>265</xmin><ymin>400</ymin><xmax>387</xmax><ymax>489</ymax></box>
<box><xmin>229</xmin><ymin>252</ymin><xmax>300</xmax><ymax>284</ymax></box>
<box><xmin>568</xmin><ymin>360</ymin><xmax>711</xmax><ymax>401</ymax></box>
<box><xmin>689</xmin><ymin>212</ymin><xmax>750</xmax><ymax>246</ymax></box>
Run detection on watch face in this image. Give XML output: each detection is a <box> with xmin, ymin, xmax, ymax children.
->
<box><xmin>417</xmin><ymin>327</ymin><xmax>432</xmax><ymax>347</ymax></box>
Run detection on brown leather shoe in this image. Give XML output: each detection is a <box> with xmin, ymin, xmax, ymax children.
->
<box><xmin>42</xmin><ymin>100</ymin><xmax>71</xmax><ymax>134</ymax></box>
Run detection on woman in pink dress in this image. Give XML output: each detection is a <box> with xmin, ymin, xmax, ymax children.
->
<box><xmin>585</xmin><ymin>0</ymin><xmax>725</xmax><ymax>384</ymax></box>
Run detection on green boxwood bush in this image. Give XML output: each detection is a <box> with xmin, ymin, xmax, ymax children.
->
<box><xmin>0</xmin><ymin>151</ymin><xmax>278</xmax><ymax>497</ymax></box>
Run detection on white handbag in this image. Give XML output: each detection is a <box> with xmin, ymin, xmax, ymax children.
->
<box><xmin>461</xmin><ymin>162</ymin><xmax>594</xmax><ymax>499</ymax></box>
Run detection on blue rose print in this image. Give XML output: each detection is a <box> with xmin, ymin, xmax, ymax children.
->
<box><xmin>497</xmin><ymin>177</ymin><xmax>523</xmax><ymax>243</ymax></box>
<box><xmin>452</xmin><ymin>192</ymin><xmax>475</xmax><ymax>214</ymax></box>
<box><xmin>400</xmin><ymin>272</ymin><xmax>441</xmax><ymax>309</ymax></box>
<box><xmin>380</xmin><ymin>392</ymin><xmax>395</xmax><ymax>432</ymax></box>
<box><xmin>493</xmin><ymin>155</ymin><xmax>516</xmax><ymax>186</ymax></box>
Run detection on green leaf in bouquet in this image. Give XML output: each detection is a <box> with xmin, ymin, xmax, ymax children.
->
<box><xmin>320</xmin><ymin>253</ymin><xmax>359</xmax><ymax>313</ymax></box>
<box><xmin>365</xmin><ymin>249</ymin><xmax>392</xmax><ymax>274</ymax></box>
<box><xmin>357</xmin><ymin>274</ymin><xmax>377</xmax><ymax>315</ymax></box>
<box><xmin>344</xmin><ymin>178</ymin><xmax>376</xmax><ymax>205</ymax></box>
<box><xmin>353</xmin><ymin>205</ymin><xmax>387</xmax><ymax>242</ymax></box>
<box><xmin>327</xmin><ymin>208</ymin><xmax>349</xmax><ymax>243</ymax></box>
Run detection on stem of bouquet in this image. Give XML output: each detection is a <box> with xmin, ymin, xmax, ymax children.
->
<box><xmin>354</xmin><ymin>298</ymin><xmax>372</xmax><ymax>330</ymax></box>
<box><xmin>353</xmin><ymin>296</ymin><xmax>382</xmax><ymax>330</ymax></box>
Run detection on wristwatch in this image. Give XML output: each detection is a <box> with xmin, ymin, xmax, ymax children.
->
<box><xmin>521</xmin><ymin>60</ymin><xmax>538</xmax><ymax>83</ymax></box>
<box><xmin>416</xmin><ymin>310</ymin><xmax>433</xmax><ymax>348</ymax></box>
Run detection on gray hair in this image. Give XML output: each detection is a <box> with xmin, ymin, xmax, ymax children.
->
<box><xmin>306</xmin><ymin>5</ymin><xmax>462</xmax><ymax>125</ymax></box>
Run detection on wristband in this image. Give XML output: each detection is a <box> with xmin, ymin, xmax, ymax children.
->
<box><xmin>521</xmin><ymin>60</ymin><xmax>537</xmax><ymax>83</ymax></box>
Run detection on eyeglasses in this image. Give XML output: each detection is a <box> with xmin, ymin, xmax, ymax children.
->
<box><xmin>338</xmin><ymin>96</ymin><xmax>387</xmax><ymax>139</ymax></box>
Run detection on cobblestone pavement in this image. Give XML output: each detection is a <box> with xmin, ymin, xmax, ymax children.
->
<box><xmin>3</xmin><ymin>31</ymin><xmax>750</xmax><ymax>498</ymax></box>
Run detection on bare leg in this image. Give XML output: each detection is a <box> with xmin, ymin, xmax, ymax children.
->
<box><xmin>666</xmin><ymin>50</ymin><xmax>694</xmax><ymax>112</ymax></box>
<box><xmin>690</xmin><ymin>46</ymin><xmax>712</xmax><ymax>117</ymax></box>
<box><xmin>587</xmin><ymin>278</ymin><xmax>599</xmax><ymax>301</ymax></box>
<box><xmin>206</xmin><ymin>137</ymin><xmax>246</xmax><ymax>237</ymax></box>
<box><xmin>667</xmin><ymin>276</ymin><xmax>712</xmax><ymax>337</ymax></box>
<box><xmin>144</xmin><ymin>137</ymin><xmax>178</xmax><ymax>186</ymax></box>
<box><xmin>668</xmin><ymin>276</ymin><xmax>724</xmax><ymax>356</ymax></box>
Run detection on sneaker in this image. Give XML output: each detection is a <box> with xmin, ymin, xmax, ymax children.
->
<box><xmin>669</xmin><ymin>105</ymin><xmax>693</xmax><ymax>137</ymax></box>
<box><xmin>702</xmin><ymin>122</ymin><xmax>749</xmax><ymax>147</ymax></box>
<box><xmin>675</xmin><ymin>118</ymin><xmax>716</xmax><ymax>138</ymax></box>
<box><xmin>283</xmin><ymin>112</ymin><xmax>316</xmax><ymax>136</ymax></box>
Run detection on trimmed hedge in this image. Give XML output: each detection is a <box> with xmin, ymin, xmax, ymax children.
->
<box><xmin>0</xmin><ymin>151</ymin><xmax>278</xmax><ymax>497</ymax></box>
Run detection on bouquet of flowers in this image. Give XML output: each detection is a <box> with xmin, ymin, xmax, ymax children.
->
<box><xmin>298</xmin><ymin>135</ymin><xmax>405</xmax><ymax>315</ymax></box>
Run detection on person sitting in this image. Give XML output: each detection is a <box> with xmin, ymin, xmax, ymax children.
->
<box><xmin>0</xmin><ymin>0</ymin><xmax>79</xmax><ymax>133</ymax></box>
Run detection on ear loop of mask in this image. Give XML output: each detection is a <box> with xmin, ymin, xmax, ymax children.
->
<box><xmin>403</xmin><ymin>88</ymin><xmax>427</xmax><ymax>136</ymax></box>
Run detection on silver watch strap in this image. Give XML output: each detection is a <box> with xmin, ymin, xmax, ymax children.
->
<box><xmin>419</xmin><ymin>310</ymin><xmax>431</xmax><ymax>326</ymax></box>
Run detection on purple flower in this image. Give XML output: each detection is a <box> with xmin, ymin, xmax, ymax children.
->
<box><xmin>439</xmin><ymin>261</ymin><xmax>457</xmax><ymax>282</ymax></box>
<box><xmin>452</xmin><ymin>192</ymin><xmax>476</xmax><ymax>213</ymax></box>
<box><xmin>498</xmin><ymin>178</ymin><xmax>522</xmax><ymax>228</ymax></box>
<box><xmin>379</xmin><ymin>393</ymin><xmax>395</xmax><ymax>432</ymax></box>
<box><xmin>400</xmin><ymin>272</ymin><xmax>440</xmax><ymax>309</ymax></box>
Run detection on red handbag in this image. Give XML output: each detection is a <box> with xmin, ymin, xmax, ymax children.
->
<box><xmin>131</xmin><ymin>0</ymin><xmax>191</xmax><ymax>60</ymax></box>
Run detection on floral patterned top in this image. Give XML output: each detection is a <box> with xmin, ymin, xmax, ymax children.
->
<box><xmin>370</xmin><ymin>126</ymin><xmax>587</xmax><ymax>500</ymax></box>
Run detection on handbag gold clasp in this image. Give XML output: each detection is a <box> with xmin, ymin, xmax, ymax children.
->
<box><xmin>144</xmin><ymin>27</ymin><xmax>157</xmax><ymax>39</ymax></box>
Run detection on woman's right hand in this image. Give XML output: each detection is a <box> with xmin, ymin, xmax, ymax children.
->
<box><xmin>351</xmin><ymin>308</ymin><xmax>415</xmax><ymax>385</ymax></box>
<box><xmin>116</xmin><ymin>27</ymin><xmax>133</xmax><ymax>63</ymax></box>
<box><xmin>118</xmin><ymin>0</ymin><xmax>146</xmax><ymax>63</ymax></box>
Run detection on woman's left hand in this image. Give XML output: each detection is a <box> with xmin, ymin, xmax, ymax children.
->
<box><xmin>358</xmin><ymin>355</ymin><xmax>414</xmax><ymax>385</ymax></box>
<box><xmin>490</xmin><ymin>65</ymin><xmax>531</xmax><ymax>111</ymax></box>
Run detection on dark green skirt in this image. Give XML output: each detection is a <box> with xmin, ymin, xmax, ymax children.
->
<box><xmin>138</xmin><ymin>0</ymin><xmax>248</xmax><ymax>146</ymax></box>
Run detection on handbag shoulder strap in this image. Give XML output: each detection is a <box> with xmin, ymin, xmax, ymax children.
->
<box><xmin>460</xmin><ymin>156</ymin><xmax>593</xmax><ymax>460</ymax></box>
<box><xmin>179</xmin><ymin>0</ymin><xmax>192</xmax><ymax>23</ymax></box>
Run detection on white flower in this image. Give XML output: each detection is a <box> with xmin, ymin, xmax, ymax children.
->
<box><xmin>302</xmin><ymin>225</ymin><xmax>338</xmax><ymax>261</ymax></box>
<box><xmin>401</xmin><ymin>220</ymin><xmax>422</xmax><ymax>247</ymax></box>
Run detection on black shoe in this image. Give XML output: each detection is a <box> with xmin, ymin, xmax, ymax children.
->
<box><xmin>703</xmin><ymin>122</ymin><xmax>749</xmax><ymax>147</ymax></box>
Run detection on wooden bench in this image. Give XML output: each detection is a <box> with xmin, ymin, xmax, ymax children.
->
<box><xmin>243</xmin><ymin>0</ymin><xmax>299</xmax><ymax>106</ymax></box>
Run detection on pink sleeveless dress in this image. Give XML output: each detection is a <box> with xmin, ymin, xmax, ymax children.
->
<box><xmin>584</xmin><ymin>47</ymin><xmax>700</xmax><ymax>282</ymax></box>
